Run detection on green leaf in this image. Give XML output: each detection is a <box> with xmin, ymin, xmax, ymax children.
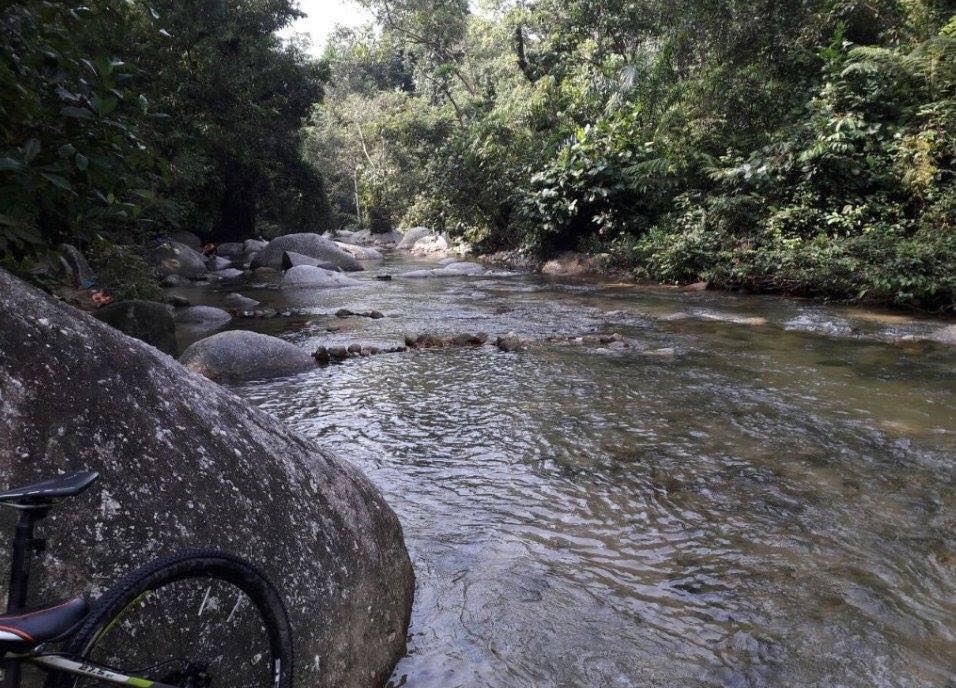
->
<box><xmin>23</xmin><ymin>139</ymin><xmax>41</xmax><ymax>163</ymax></box>
<box><xmin>91</xmin><ymin>96</ymin><xmax>119</xmax><ymax>116</ymax></box>
<box><xmin>61</xmin><ymin>106</ymin><xmax>94</xmax><ymax>119</ymax></box>
<box><xmin>75</xmin><ymin>153</ymin><xmax>89</xmax><ymax>171</ymax></box>
<box><xmin>40</xmin><ymin>172</ymin><xmax>75</xmax><ymax>192</ymax></box>
<box><xmin>0</xmin><ymin>157</ymin><xmax>22</xmax><ymax>172</ymax></box>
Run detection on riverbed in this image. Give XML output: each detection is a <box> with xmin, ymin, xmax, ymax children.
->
<box><xmin>174</xmin><ymin>254</ymin><xmax>955</xmax><ymax>688</ymax></box>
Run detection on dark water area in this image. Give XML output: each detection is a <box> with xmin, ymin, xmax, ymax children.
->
<box><xmin>172</xmin><ymin>254</ymin><xmax>955</xmax><ymax>688</ymax></box>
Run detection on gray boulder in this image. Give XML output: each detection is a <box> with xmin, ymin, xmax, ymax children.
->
<box><xmin>281</xmin><ymin>265</ymin><xmax>361</xmax><ymax>289</ymax></box>
<box><xmin>346</xmin><ymin>229</ymin><xmax>403</xmax><ymax>247</ymax></box>
<box><xmin>401</xmin><ymin>262</ymin><xmax>486</xmax><ymax>278</ymax></box>
<box><xmin>216</xmin><ymin>242</ymin><xmax>246</xmax><ymax>259</ymax></box>
<box><xmin>170</xmin><ymin>230</ymin><xmax>202</xmax><ymax>249</ymax></box>
<box><xmin>251</xmin><ymin>233</ymin><xmax>362</xmax><ymax>272</ymax></box>
<box><xmin>180</xmin><ymin>330</ymin><xmax>315</xmax><ymax>382</ymax></box>
<box><xmin>281</xmin><ymin>251</ymin><xmax>341</xmax><ymax>271</ymax></box>
<box><xmin>0</xmin><ymin>268</ymin><xmax>414</xmax><ymax>687</ymax></box>
<box><xmin>224</xmin><ymin>293</ymin><xmax>260</xmax><ymax>309</ymax></box>
<box><xmin>152</xmin><ymin>241</ymin><xmax>208</xmax><ymax>279</ymax></box>
<box><xmin>335</xmin><ymin>242</ymin><xmax>383</xmax><ymax>261</ymax></box>
<box><xmin>93</xmin><ymin>300</ymin><xmax>178</xmax><ymax>357</ymax></box>
<box><xmin>244</xmin><ymin>238</ymin><xmax>268</xmax><ymax>253</ymax></box>
<box><xmin>211</xmin><ymin>268</ymin><xmax>244</xmax><ymax>281</ymax></box>
<box><xmin>396</xmin><ymin>226</ymin><xmax>431</xmax><ymax>250</ymax></box>
<box><xmin>175</xmin><ymin>305</ymin><xmax>232</xmax><ymax>329</ymax></box>
<box><xmin>209</xmin><ymin>256</ymin><xmax>232</xmax><ymax>271</ymax></box>
<box><xmin>409</xmin><ymin>233</ymin><xmax>451</xmax><ymax>257</ymax></box>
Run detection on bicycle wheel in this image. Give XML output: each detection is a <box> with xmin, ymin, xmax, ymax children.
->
<box><xmin>46</xmin><ymin>550</ymin><xmax>293</xmax><ymax>688</ymax></box>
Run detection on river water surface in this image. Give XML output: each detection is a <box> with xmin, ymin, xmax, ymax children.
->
<box><xmin>178</xmin><ymin>254</ymin><xmax>955</xmax><ymax>688</ymax></box>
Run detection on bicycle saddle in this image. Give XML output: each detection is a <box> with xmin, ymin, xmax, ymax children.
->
<box><xmin>0</xmin><ymin>472</ymin><xmax>100</xmax><ymax>507</ymax></box>
<box><xmin>0</xmin><ymin>597</ymin><xmax>89</xmax><ymax>648</ymax></box>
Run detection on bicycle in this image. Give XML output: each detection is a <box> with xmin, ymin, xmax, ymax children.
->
<box><xmin>0</xmin><ymin>472</ymin><xmax>293</xmax><ymax>688</ymax></box>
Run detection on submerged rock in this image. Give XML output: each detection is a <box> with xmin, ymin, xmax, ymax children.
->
<box><xmin>251</xmin><ymin>233</ymin><xmax>362</xmax><ymax>272</ymax></box>
<box><xmin>211</xmin><ymin>268</ymin><xmax>244</xmax><ymax>281</ymax></box>
<box><xmin>335</xmin><ymin>308</ymin><xmax>385</xmax><ymax>319</ymax></box>
<box><xmin>281</xmin><ymin>265</ymin><xmax>361</xmax><ymax>289</ymax></box>
<box><xmin>174</xmin><ymin>305</ymin><xmax>232</xmax><ymax>329</ymax></box>
<box><xmin>313</xmin><ymin>343</ymin><xmax>406</xmax><ymax>364</ymax></box>
<box><xmin>0</xmin><ymin>268</ymin><xmax>414</xmax><ymax>688</ymax></box>
<box><xmin>224</xmin><ymin>293</ymin><xmax>260</xmax><ymax>309</ymax></box>
<box><xmin>180</xmin><ymin>330</ymin><xmax>315</xmax><ymax>382</ymax></box>
<box><xmin>496</xmin><ymin>333</ymin><xmax>526</xmax><ymax>352</ymax></box>
<box><xmin>400</xmin><ymin>262</ymin><xmax>487</xmax><ymax>278</ymax></box>
<box><xmin>404</xmin><ymin>332</ymin><xmax>488</xmax><ymax>349</ymax></box>
<box><xmin>94</xmin><ymin>300</ymin><xmax>178</xmax><ymax>357</ymax></box>
<box><xmin>164</xmin><ymin>295</ymin><xmax>191</xmax><ymax>309</ymax></box>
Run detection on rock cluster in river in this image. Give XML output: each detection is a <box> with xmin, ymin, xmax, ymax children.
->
<box><xmin>313</xmin><ymin>344</ymin><xmax>408</xmax><ymax>364</ymax></box>
<box><xmin>251</xmin><ymin>233</ymin><xmax>363</xmax><ymax>272</ymax></box>
<box><xmin>336</xmin><ymin>308</ymin><xmax>385</xmax><ymax>319</ymax></box>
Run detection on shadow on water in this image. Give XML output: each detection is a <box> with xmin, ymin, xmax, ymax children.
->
<box><xmin>200</xmin><ymin>254</ymin><xmax>955</xmax><ymax>688</ymax></box>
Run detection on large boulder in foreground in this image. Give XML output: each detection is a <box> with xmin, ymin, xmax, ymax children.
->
<box><xmin>250</xmin><ymin>233</ymin><xmax>362</xmax><ymax>272</ymax></box>
<box><xmin>181</xmin><ymin>330</ymin><xmax>316</xmax><ymax>382</ymax></box>
<box><xmin>0</xmin><ymin>268</ymin><xmax>414</xmax><ymax>688</ymax></box>
<box><xmin>94</xmin><ymin>300</ymin><xmax>178</xmax><ymax>356</ymax></box>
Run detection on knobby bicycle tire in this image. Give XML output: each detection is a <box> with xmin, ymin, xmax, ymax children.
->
<box><xmin>44</xmin><ymin>549</ymin><xmax>293</xmax><ymax>688</ymax></box>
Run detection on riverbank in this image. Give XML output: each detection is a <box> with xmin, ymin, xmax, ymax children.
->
<box><xmin>477</xmin><ymin>246</ymin><xmax>956</xmax><ymax>316</ymax></box>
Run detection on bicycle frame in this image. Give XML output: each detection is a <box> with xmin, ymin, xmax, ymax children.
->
<box><xmin>12</xmin><ymin>653</ymin><xmax>177</xmax><ymax>688</ymax></box>
<box><xmin>2</xmin><ymin>506</ymin><xmax>48</xmax><ymax>688</ymax></box>
<box><xmin>1</xmin><ymin>508</ymin><xmax>174</xmax><ymax>688</ymax></box>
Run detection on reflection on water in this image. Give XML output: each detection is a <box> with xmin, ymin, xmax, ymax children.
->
<box><xmin>200</xmin><ymin>255</ymin><xmax>955</xmax><ymax>688</ymax></box>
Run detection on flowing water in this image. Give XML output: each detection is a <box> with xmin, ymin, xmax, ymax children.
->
<box><xmin>177</xmin><ymin>254</ymin><xmax>955</xmax><ymax>688</ymax></box>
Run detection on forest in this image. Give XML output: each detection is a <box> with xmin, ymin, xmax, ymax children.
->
<box><xmin>2</xmin><ymin>0</ymin><xmax>954</xmax><ymax>308</ymax></box>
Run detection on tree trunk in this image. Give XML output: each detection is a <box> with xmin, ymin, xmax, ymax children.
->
<box><xmin>214</xmin><ymin>158</ymin><xmax>258</xmax><ymax>242</ymax></box>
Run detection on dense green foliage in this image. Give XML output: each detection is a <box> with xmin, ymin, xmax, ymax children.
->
<box><xmin>310</xmin><ymin>0</ymin><xmax>955</xmax><ymax>309</ymax></box>
<box><xmin>1</xmin><ymin>0</ymin><xmax>326</xmax><ymax>274</ymax></box>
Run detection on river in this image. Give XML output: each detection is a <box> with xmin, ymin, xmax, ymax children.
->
<box><xmin>176</xmin><ymin>253</ymin><xmax>955</xmax><ymax>688</ymax></box>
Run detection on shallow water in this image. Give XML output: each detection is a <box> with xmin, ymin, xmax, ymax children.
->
<box><xmin>179</xmin><ymin>255</ymin><xmax>955</xmax><ymax>688</ymax></box>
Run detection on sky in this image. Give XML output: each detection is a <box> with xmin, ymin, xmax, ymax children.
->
<box><xmin>278</xmin><ymin>0</ymin><xmax>374</xmax><ymax>56</ymax></box>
